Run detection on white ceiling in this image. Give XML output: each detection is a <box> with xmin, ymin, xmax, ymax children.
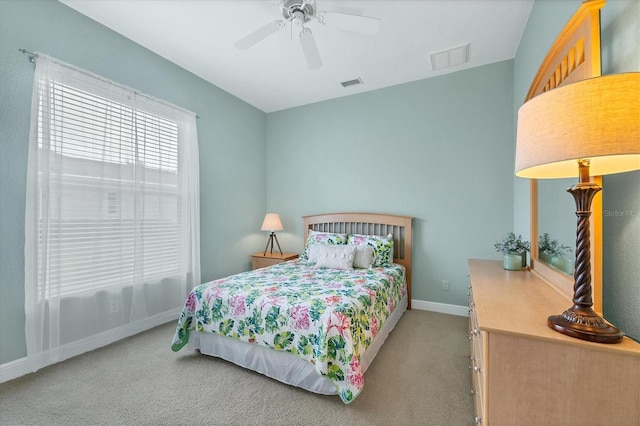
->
<box><xmin>59</xmin><ymin>0</ymin><xmax>534</xmax><ymax>113</ymax></box>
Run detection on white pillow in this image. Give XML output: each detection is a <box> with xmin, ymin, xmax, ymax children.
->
<box><xmin>300</xmin><ymin>230</ymin><xmax>348</xmax><ymax>260</ymax></box>
<box><xmin>353</xmin><ymin>245</ymin><xmax>374</xmax><ymax>269</ymax></box>
<box><xmin>306</xmin><ymin>244</ymin><xmax>323</xmax><ymax>263</ymax></box>
<box><xmin>313</xmin><ymin>245</ymin><xmax>356</xmax><ymax>270</ymax></box>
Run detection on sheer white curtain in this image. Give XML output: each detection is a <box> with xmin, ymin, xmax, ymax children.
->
<box><xmin>24</xmin><ymin>53</ymin><xmax>200</xmax><ymax>372</ymax></box>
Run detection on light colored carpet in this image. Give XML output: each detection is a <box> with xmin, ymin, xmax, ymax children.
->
<box><xmin>0</xmin><ymin>310</ymin><xmax>473</xmax><ymax>426</ymax></box>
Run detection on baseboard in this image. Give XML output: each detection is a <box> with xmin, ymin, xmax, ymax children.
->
<box><xmin>0</xmin><ymin>357</ymin><xmax>29</xmax><ymax>384</ymax></box>
<box><xmin>0</xmin><ymin>309</ymin><xmax>179</xmax><ymax>384</ymax></box>
<box><xmin>412</xmin><ymin>299</ymin><xmax>468</xmax><ymax>317</ymax></box>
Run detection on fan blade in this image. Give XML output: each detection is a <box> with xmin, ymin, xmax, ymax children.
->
<box><xmin>318</xmin><ymin>11</ymin><xmax>381</xmax><ymax>35</ymax></box>
<box><xmin>299</xmin><ymin>28</ymin><xmax>322</xmax><ymax>70</ymax></box>
<box><xmin>235</xmin><ymin>20</ymin><xmax>285</xmax><ymax>50</ymax></box>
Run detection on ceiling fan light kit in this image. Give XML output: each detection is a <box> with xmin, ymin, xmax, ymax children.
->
<box><xmin>235</xmin><ymin>0</ymin><xmax>381</xmax><ymax>70</ymax></box>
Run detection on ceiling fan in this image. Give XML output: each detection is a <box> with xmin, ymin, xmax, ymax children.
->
<box><xmin>235</xmin><ymin>0</ymin><xmax>381</xmax><ymax>70</ymax></box>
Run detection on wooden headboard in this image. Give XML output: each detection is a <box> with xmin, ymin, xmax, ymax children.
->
<box><xmin>303</xmin><ymin>212</ymin><xmax>413</xmax><ymax>309</ymax></box>
<box><xmin>525</xmin><ymin>0</ymin><xmax>605</xmax><ymax>307</ymax></box>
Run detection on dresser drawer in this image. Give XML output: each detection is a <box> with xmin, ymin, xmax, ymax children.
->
<box><xmin>468</xmin><ymin>287</ymin><xmax>485</xmax><ymax>424</ymax></box>
<box><xmin>472</xmin><ymin>367</ymin><xmax>484</xmax><ymax>424</ymax></box>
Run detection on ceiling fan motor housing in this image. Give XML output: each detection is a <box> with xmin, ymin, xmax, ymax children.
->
<box><xmin>282</xmin><ymin>0</ymin><xmax>315</xmax><ymax>23</ymax></box>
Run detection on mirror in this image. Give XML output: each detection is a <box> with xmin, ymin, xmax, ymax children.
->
<box><xmin>536</xmin><ymin>178</ymin><xmax>576</xmax><ymax>276</ymax></box>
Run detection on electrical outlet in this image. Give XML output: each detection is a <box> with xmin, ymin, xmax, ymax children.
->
<box><xmin>109</xmin><ymin>299</ymin><xmax>119</xmax><ymax>314</ymax></box>
<box><xmin>442</xmin><ymin>280</ymin><xmax>450</xmax><ymax>291</ymax></box>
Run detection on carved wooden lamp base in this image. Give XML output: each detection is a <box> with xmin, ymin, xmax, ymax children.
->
<box><xmin>547</xmin><ymin>162</ymin><xmax>624</xmax><ymax>344</ymax></box>
<box><xmin>548</xmin><ymin>306</ymin><xmax>623</xmax><ymax>344</ymax></box>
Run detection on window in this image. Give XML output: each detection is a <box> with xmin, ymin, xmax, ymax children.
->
<box><xmin>34</xmin><ymin>78</ymin><xmax>183</xmax><ymax>297</ymax></box>
<box><xmin>25</xmin><ymin>53</ymin><xmax>200</xmax><ymax>370</ymax></box>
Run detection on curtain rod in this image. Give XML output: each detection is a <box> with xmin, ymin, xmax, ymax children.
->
<box><xmin>18</xmin><ymin>48</ymin><xmax>199</xmax><ymax>119</ymax></box>
<box><xmin>19</xmin><ymin>48</ymin><xmax>36</xmax><ymax>63</ymax></box>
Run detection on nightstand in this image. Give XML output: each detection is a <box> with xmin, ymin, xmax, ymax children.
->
<box><xmin>251</xmin><ymin>252</ymin><xmax>298</xmax><ymax>270</ymax></box>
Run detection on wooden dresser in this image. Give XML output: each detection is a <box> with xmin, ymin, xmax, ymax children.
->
<box><xmin>468</xmin><ymin>259</ymin><xmax>640</xmax><ymax>425</ymax></box>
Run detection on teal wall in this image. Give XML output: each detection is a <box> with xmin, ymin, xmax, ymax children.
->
<box><xmin>600</xmin><ymin>0</ymin><xmax>640</xmax><ymax>342</ymax></box>
<box><xmin>513</xmin><ymin>0</ymin><xmax>639</xmax><ymax>340</ymax></box>
<box><xmin>0</xmin><ymin>0</ymin><xmax>267</xmax><ymax>364</ymax></box>
<box><xmin>266</xmin><ymin>60</ymin><xmax>515</xmax><ymax>306</ymax></box>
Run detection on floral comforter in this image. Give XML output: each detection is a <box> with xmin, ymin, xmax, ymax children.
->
<box><xmin>171</xmin><ymin>259</ymin><xmax>406</xmax><ymax>403</ymax></box>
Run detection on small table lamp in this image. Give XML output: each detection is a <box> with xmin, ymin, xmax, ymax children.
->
<box><xmin>515</xmin><ymin>73</ymin><xmax>640</xmax><ymax>344</ymax></box>
<box><xmin>261</xmin><ymin>213</ymin><xmax>283</xmax><ymax>256</ymax></box>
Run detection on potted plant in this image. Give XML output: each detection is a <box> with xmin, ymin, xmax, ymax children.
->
<box><xmin>494</xmin><ymin>232</ymin><xmax>530</xmax><ymax>271</ymax></box>
<box><xmin>538</xmin><ymin>233</ymin><xmax>571</xmax><ymax>264</ymax></box>
<box><xmin>538</xmin><ymin>233</ymin><xmax>573</xmax><ymax>275</ymax></box>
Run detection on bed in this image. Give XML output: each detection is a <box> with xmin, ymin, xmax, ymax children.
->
<box><xmin>171</xmin><ymin>212</ymin><xmax>413</xmax><ymax>403</ymax></box>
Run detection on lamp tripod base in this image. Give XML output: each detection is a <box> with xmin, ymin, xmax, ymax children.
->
<box><xmin>263</xmin><ymin>232</ymin><xmax>283</xmax><ymax>256</ymax></box>
<box><xmin>548</xmin><ymin>306</ymin><xmax>623</xmax><ymax>344</ymax></box>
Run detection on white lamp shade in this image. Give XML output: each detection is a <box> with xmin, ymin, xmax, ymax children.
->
<box><xmin>261</xmin><ymin>213</ymin><xmax>283</xmax><ymax>231</ymax></box>
<box><xmin>515</xmin><ymin>73</ymin><xmax>640</xmax><ymax>179</ymax></box>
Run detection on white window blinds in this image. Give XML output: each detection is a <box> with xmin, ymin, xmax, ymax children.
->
<box><xmin>35</xmin><ymin>79</ymin><xmax>182</xmax><ymax>297</ymax></box>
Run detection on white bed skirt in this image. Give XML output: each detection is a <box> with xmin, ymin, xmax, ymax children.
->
<box><xmin>187</xmin><ymin>293</ymin><xmax>408</xmax><ymax>395</ymax></box>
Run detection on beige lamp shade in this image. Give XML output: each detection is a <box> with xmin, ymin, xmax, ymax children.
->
<box><xmin>261</xmin><ymin>213</ymin><xmax>283</xmax><ymax>231</ymax></box>
<box><xmin>515</xmin><ymin>73</ymin><xmax>640</xmax><ymax>179</ymax></box>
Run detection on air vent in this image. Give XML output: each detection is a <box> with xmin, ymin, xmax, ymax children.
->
<box><xmin>340</xmin><ymin>78</ymin><xmax>363</xmax><ymax>88</ymax></box>
<box><xmin>430</xmin><ymin>43</ymin><xmax>470</xmax><ymax>71</ymax></box>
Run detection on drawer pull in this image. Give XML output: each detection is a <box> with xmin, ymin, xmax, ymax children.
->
<box><xmin>474</xmin><ymin>416</ymin><xmax>483</xmax><ymax>424</ymax></box>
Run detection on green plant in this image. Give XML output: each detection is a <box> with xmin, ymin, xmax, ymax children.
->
<box><xmin>538</xmin><ymin>233</ymin><xmax>571</xmax><ymax>257</ymax></box>
<box><xmin>494</xmin><ymin>232</ymin><xmax>530</xmax><ymax>255</ymax></box>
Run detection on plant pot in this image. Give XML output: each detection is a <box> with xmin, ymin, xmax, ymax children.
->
<box><xmin>519</xmin><ymin>250</ymin><xmax>527</xmax><ymax>267</ymax></box>
<box><xmin>539</xmin><ymin>251</ymin><xmax>553</xmax><ymax>265</ymax></box>
<box><xmin>503</xmin><ymin>253</ymin><xmax>523</xmax><ymax>271</ymax></box>
<box><xmin>551</xmin><ymin>256</ymin><xmax>575</xmax><ymax>275</ymax></box>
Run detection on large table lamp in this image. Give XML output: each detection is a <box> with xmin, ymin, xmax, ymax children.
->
<box><xmin>515</xmin><ymin>73</ymin><xmax>640</xmax><ymax>344</ymax></box>
<box><xmin>261</xmin><ymin>213</ymin><xmax>283</xmax><ymax>256</ymax></box>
